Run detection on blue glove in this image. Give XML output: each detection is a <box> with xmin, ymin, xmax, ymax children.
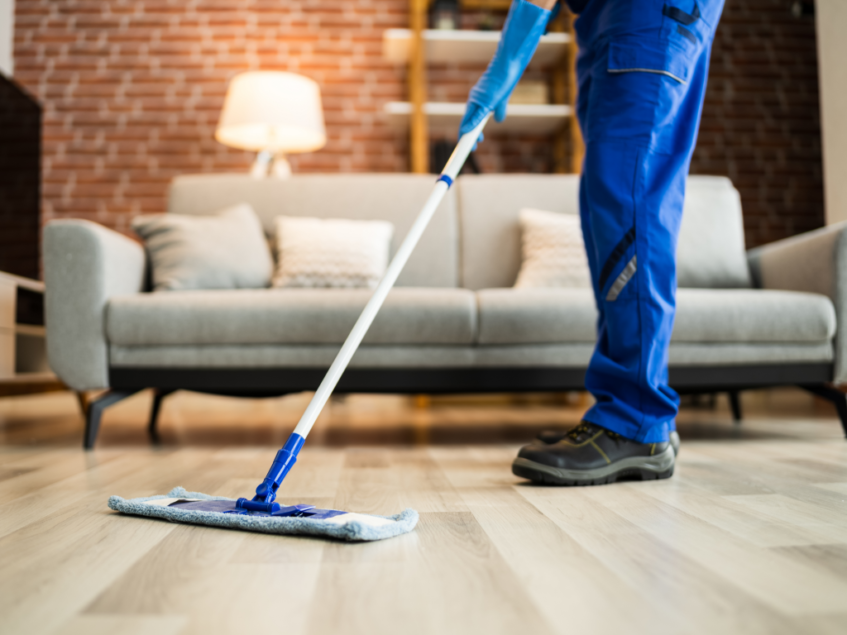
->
<box><xmin>459</xmin><ymin>0</ymin><xmax>553</xmax><ymax>145</ymax></box>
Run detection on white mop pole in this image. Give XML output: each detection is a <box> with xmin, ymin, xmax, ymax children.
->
<box><xmin>291</xmin><ymin>115</ymin><xmax>490</xmax><ymax>441</ymax></box>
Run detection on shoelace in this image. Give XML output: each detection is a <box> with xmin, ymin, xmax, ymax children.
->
<box><xmin>566</xmin><ymin>422</ymin><xmax>622</xmax><ymax>442</ymax></box>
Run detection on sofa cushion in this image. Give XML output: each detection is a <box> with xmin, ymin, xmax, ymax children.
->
<box><xmin>477</xmin><ymin>288</ymin><xmax>597</xmax><ymax>345</ymax></box>
<box><xmin>107</xmin><ymin>288</ymin><xmax>476</xmax><ymax>346</ymax></box>
<box><xmin>514</xmin><ymin>208</ymin><xmax>592</xmax><ymax>289</ymax></box>
<box><xmin>272</xmin><ymin>216</ymin><xmax>393</xmax><ymax>288</ymax></box>
<box><xmin>476</xmin><ymin>288</ymin><xmax>836</xmax><ymax>345</ymax></box>
<box><xmin>675</xmin><ymin>177</ymin><xmax>752</xmax><ymax>288</ymax></box>
<box><xmin>131</xmin><ymin>203</ymin><xmax>273</xmax><ymax>292</ymax></box>
<box><xmin>457</xmin><ymin>174</ymin><xmax>751</xmax><ymax>290</ymax></box>
<box><xmin>168</xmin><ymin>174</ymin><xmax>460</xmax><ymax>288</ymax></box>
<box><xmin>672</xmin><ymin>289</ymin><xmax>836</xmax><ymax>343</ymax></box>
<box><xmin>458</xmin><ymin>175</ymin><xmax>580</xmax><ymax>290</ymax></box>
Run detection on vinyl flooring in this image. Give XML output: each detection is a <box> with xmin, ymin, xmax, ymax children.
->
<box><xmin>1</xmin><ymin>389</ymin><xmax>846</xmax><ymax>635</ymax></box>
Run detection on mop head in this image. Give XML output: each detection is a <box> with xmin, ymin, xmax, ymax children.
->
<box><xmin>108</xmin><ymin>487</ymin><xmax>419</xmax><ymax>542</ymax></box>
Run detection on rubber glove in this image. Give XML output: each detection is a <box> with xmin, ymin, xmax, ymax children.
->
<box><xmin>458</xmin><ymin>0</ymin><xmax>554</xmax><ymax>145</ymax></box>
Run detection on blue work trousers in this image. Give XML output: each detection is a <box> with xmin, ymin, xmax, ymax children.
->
<box><xmin>572</xmin><ymin>0</ymin><xmax>724</xmax><ymax>443</ymax></box>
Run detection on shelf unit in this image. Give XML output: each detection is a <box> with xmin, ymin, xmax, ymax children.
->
<box><xmin>383</xmin><ymin>28</ymin><xmax>570</xmax><ymax>67</ymax></box>
<box><xmin>385</xmin><ymin>101</ymin><xmax>572</xmax><ymax>135</ymax></box>
<box><xmin>0</xmin><ymin>271</ymin><xmax>56</xmax><ymax>388</ymax></box>
<box><xmin>389</xmin><ymin>1</ymin><xmax>583</xmax><ymax>174</ymax></box>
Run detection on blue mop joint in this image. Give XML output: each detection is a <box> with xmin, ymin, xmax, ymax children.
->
<box><xmin>235</xmin><ymin>433</ymin><xmax>305</xmax><ymax>514</ymax></box>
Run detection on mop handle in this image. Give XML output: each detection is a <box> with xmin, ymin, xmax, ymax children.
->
<box><xmin>291</xmin><ymin>114</ymin><xmax>491</xmax><ymax>440</ymax></box>
<box><xmin>240</xmin><ymin>115</ymin><xmax>491</xmax><ymax>508</ymax></box>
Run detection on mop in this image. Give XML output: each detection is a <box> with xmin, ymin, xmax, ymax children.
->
<box><xmin>108</xmin><ymin>116</ymin><xmax>490</xmax><ymax>542</ymax></box>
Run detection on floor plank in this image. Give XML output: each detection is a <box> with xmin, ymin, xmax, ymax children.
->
<box><xmin>54</xmin><ymin>615</ymin><xmax>188</xmax><ymax>635</ymax></box>
<box><xmin>589</xmin><ymin>484</ymin><xmax>847</xmax><ymax>615</ymax></box>
<box><xmin>518</xmin><ymin>483</ymin><xmax>804</xmax><ymax>634</ymax></box>
<box><xmin>308</xmin><ymin>511</ymin><xmax>556</xmax><ymax>635</ymax></box>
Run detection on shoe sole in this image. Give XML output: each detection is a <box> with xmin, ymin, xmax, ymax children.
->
<box><xmin>670</xmin><ymin>430</ymin><xmax>680</xmax><ymax>457</ymax></box>
<box><xmin>512</xmin><ymin>447</ymin><xmax>675</xmax><ymax>486</ymax></box>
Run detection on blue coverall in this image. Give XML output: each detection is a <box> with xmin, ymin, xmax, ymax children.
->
<box><xmin>571</xmin><ymin>0</ymin><xmax>725</xmax><ymax>443</ymax></box>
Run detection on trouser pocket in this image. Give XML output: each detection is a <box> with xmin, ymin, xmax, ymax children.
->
<box><xmin>585</xmin><ymin>37</ymin><xmax>700</xmax><ymax>154</ymax></box>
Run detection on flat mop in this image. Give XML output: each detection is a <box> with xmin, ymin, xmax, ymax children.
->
<box><xmin>109</xmin><ymin>116</ymin><xmax>490</xmax><ymax>542</ymax></box>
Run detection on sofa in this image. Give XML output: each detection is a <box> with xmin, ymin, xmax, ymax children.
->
<box><xmin>43</xmin><ymin>174</ymin><xmax>847</xmax><ymax>448</ymax></box>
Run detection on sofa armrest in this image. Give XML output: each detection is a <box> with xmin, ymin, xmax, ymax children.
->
<box><xmin>43</xmin><ymin>219</ymin><xmax>147</xmax><ymax>390</ymax></box>
<box><xmin>747</xmin><ymin>221</ymin><xmax>847</xmax><ymax>382</ymax></box>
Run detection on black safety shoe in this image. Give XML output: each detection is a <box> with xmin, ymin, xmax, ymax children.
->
<box><xmin>514</xmin><ymin>421</ymin><xmax>675</xmax><ymax>485</ymax></box>
<box><xmin>536</xmin><ymin>428</ymin><xmax>680</xmax><ymax>457</ymax></box>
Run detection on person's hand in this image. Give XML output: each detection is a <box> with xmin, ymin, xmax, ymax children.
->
<box><xmin>458</xmin><ymin>0</ymin><xmax>554</xmax><ymax>148</ymax></box>
<box><xmin>458</xmin><ymin>97</ymin><xmax>509</xmax><ymax>148</ymax></box>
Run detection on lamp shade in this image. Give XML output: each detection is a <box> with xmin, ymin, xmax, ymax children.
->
<box><xmin>216</xmin><ymin>71</ymin><xmax>326</xmax><ymax>153</ymax></box>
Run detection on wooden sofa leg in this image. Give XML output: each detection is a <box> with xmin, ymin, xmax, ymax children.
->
<box><xmin>75</xmin><ymin>391</ymin><xmax>90</xmax><ymax>417</ymax></box>
<box><xmin>799</xmin><ymin>384</ymin><xmax>847</xmax><ymax>439</ymax></box>
<box><xmin>728</xmin><ymin>391</ymin><xmax>743</xmax><ymax>423</ymax></box>
<box><xmin>84</xmin><ymin>389</ymin><xmax>140</xmax><ymax>450</ymax></box>
<box><xmin>148</xmin><ymin>389</ymin><xmax>175</xmax><ymax>444</ymax></box>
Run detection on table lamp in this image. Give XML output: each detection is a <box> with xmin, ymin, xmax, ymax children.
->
<box><xmin>216</xmin><ymin>71</ymin><xmax>326</xmax><ymax>178</ymax></box>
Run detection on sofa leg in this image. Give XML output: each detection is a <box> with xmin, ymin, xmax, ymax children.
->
<box><xmin>84</xmin><ymin>389</ymin><xmax>140</xmax><ymax>450</ymax></box>
<box><xmin>728</xmin><ymin>391</ymin><xmax>743</xmax><ymax>423</ymax></box>
<box><xmin>148</xmin><ymin>389</ymin><xmax>175</xmax><ymax>444</ymax></box>
<box><xmin>799</xmin><ymin>384</ymin><xmax>847</xmax><ymax>439</ymax></box>
<box><xmin>75</xmin><ymin>391</ymin><xmax>90</xmax><ymax>417</ymax></box>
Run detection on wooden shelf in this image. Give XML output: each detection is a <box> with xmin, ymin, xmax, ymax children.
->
<box><xmin>15</xmin><ymin>324</ymin><xmax>45</xmax><ymax>337</ymax></box>
<box><xmin>1</xmin><ymin>271</ymin><xmax>52</xmax><ymax>383</ymax></box>
<box><xmin>385</xmin><ymin>101</ymin><xmax>571</xmax><ymax>135</ymax></box>
<box><xmin>389</xmin><ymin>4</ymin><xmax>582</xmax><ymax>173</ymax></box>
<box><xmin>0</xmin><ymin>271</ymin><xmax>44</xmax><ymax>293</ymax></box>
<box><xmin>2</xmin><ymin>371</ymin><xmax>57</xmax><ymax>384</ymax></box>
<box><xmin>383</xmin><ymin>29</ymin><xmax>570</xmax><ymax>67</ymax></box>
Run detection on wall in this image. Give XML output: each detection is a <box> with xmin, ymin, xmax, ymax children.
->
<box><xmin>815</xmin><ymin>0</ymin><xmax>847</xmax><ymax>225</ymax></box>
<box><xmin>12</xmin><ymin>1</ymin><xmax>402</xmax><ymax>233</ymax></box>
<box><xmin>0</xmin><ymin>0</ymin><xmax>13</xmax><ymax>76</ymax></box>
<box><xmin>689</xmin><ymin>0</ymin><xmax>822</xmax><ymax>246</ymax></box>
<box><xmin>13</xmin><ymin>0</ymin><xmax>823</xmax><ymax>247</ymax></box>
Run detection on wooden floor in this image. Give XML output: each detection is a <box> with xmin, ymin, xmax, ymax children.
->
<box><xmin>1</xmin><ymin>389</ymin><xmax>847</xmax><ymax>635</ymax></box>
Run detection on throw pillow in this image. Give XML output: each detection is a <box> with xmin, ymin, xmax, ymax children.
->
<box><xmin>272</xmin><ymin>216</ymin><xmax>394</xmax><ymax>288</ymax></box>
<box><xmin>514</xmin><ymin>208</ymin><xmax>592</xmax><ymax>289</ymax></box>
<box><xmin>132</xmin><ymin>203</ymin><xmax>273</xmax><ymax>291</ymax></box>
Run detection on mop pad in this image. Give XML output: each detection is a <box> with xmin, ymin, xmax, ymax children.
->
<box><xmin>109</xmin><ymin>487</ymin><xmax>419</xmax><ymax>542</ymax></box>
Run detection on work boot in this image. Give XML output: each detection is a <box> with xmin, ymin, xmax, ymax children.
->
<box><xmin>536</xmin><ymin>428</ymin><xmax>680</xmax><ymax>457</ymax></box>
<box><xmin>514</xmin><ymin>421</ymin><xmax>675</xmax><ymax>485</ymax></box>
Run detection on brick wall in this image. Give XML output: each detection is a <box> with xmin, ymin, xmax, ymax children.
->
<box><xmin>690</xmin><ymin>0</ymin><xmax>823</xmax><ymax>247</ymax></box>
<box><xmin>13</xmin><ymin>0</ymin><xmax>822</xmax><ymax>246</ymax></box>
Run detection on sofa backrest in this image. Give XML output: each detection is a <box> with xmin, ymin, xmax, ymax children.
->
<box><xmin>676</xmin><ymin>176</ymin><xmax>752</xmax><ymax>288</ymax></box>
<box><xmin>456</xmin><ymin>174</ymin><xmax>751</xmax><ymax>290</ymax></box>
<box><xmin>456</xmin><ymin>174</ymin><xmax>579</xmax><ymax>290</ymax></box>
<box><xmin>168</xmin><ymin>174</ymin><xmax>460</xmax><ymax>288</ymax></box>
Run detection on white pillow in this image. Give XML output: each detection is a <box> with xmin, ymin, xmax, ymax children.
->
<box><xmin>514</xmin><ymin>208</ymin><xmax>591</xmax><ymax>289</ymax></box>
<box><xmin>272</xmin><ymin>216</ymin><xmax>394</xmax><ymax>288</ymax></box>
<box><xmin>132</xmin><ymin>203</ymin><xmax>273</xmax><ymax>291</ymax></box>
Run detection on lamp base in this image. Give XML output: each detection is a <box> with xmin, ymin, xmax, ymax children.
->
<box><xmin>250</xmin><ymin>151</ymin><xmax>292</xmax><ymax>179</ymax></box>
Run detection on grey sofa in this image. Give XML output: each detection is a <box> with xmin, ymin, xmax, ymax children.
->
<box><xmin>43</xmin><ymin>174</ymin><xmax>847</xmax><ymax>448</ymax></box>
